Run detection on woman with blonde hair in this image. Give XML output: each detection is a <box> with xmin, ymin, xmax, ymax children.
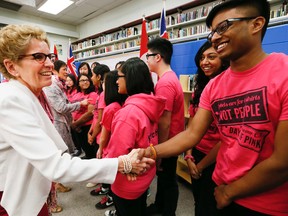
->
<box><xmin>0</xmin><ymin>24</ymin><xmax>153</xmax><ymax>216</ymax></box>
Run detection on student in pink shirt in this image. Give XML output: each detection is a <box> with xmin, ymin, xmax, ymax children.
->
<box><xmin>146</xmin><ymin>37</ymin><xmax>184</xmax><ymax>216</ymax></box>
<box><xmin>140</xmin><ymin>0</ymin><xmax>288</xmax><ymax>215</ymax></box>
<box><xmin>88</xmin><ymin>64</ymin><xmax>110</xmax><ymax>148</ymax></box>
<box><xmin>65</xmin><ymin>73</ymin><xmax>78</xmax><ymax>103</ymax></box>
<box><xmin>70</xmin><ymin>74</ymin><xmax>97</xmax><ymax>159</ymax></box>
<box><xmin>92</xmin><ymin>70</ymin><xmax>127</xmax><ymax>211</ymax></box>
<box><xmin>185</xmin><ymin>41</ymin><xmax>228</xmax><ymax>216</ymax></box>
<box><xmin>106</xmin><ymin>57</ymin><xmax>165</xmax><ymax>216</ymax></box>
<box><xmin>86</xmin><ymin>64</ymin><xmax>110</xmax><ymax>188</ymax></box>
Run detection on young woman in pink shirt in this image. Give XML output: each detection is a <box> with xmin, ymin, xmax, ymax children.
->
<box><xmin>70</xmin><ymin>74</ymin><xmax>97</xmax><ymax>159</ymax></box>
<box><xmin>93</xmin><ymin>70</ymin><xmax>128</xmax><ymax>211</ymax></box>
<box><xmin>185</xmin><ymin>41</ymin><xmax>228</xmax><ymax>216</ymax></box>
<box><xmin>106</xmin><ymin>57</ymin><xmax>165</xmax><ymax>216</ymax></box>
<box><xmin>65</xmin><ymin>73</ymin><xmax>78</xmax><ymax>102</ymax></box>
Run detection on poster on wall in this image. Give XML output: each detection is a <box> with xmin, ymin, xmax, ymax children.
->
<box><xmin>56</xmin><ymin>44</ymin><xmax>63</xmax><ymax>55</ymax></box>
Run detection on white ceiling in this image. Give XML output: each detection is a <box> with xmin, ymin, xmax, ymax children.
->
<box><xmin>0</xmin><ymin>0</ymin><xmax>133</xmax><ymax>25</ymax></box>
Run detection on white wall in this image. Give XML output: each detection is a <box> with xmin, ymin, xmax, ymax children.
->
<box><xmin>0</xmin><ymin>8</ymin><xmax>78</xmax><ymax>38</ymax></box>
<box><xmin>47</xmin><ymin>33</ymin><xmax>72</xmax><ymax>61</ymax></box>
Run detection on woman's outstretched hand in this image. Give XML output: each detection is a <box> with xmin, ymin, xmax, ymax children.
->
<box><xmin>118</xmin><ymin>148</ymin><xmax>155</xmax><ymax>181</ymax></box>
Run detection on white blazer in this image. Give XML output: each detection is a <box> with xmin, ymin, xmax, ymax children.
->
<box><xmin>0</xmin><ymin>80</ymin><xmax>117</xmax><ymax>216</ymax></box>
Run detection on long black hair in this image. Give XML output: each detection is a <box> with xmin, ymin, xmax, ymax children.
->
<box><xmin>78</xmin><ymin>62</ymin><xmax>92</xmax><ymax>77</ymax></box>
<box><xmin>76</xmin><ymin>74</ymin><xmax>95</xmax><ymax>94</ymax></box>
<box><xmin>66</xmin><ymin>73</ymin><xmax>77</xmax><ymax>94</ymax></box>
<box><xmin>191</xmin><ymin>41</ymin><xmax>229</xmax><ymax>108</ymax></box>
<box><xmin>104</xmin><ymin>70</ymin><xmax>127</xmax><ymax>106</ymax></box>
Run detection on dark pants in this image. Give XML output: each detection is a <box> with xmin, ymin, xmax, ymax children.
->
<box><xmin>73</xmin><ymin>125</ymin><xmax>97</xmax><ymax>159</ymax></box>
<box><xmin>0</xmin><ymin>191</ymin><xmax>49</xmax><ymax>216</ymax></box>
<box><xmin>154</xmin><ymin>156</ymin><xmax>179</xmax><ymax>216</ymax></box>
<box><xmin>71</xmin><ymin>128</ymin><xmax>81</xmax><ymax>152</ymax></box>
<box><xmin>217</xmin><ymin>202</ymin><xmax>270</xmax><ymax>216</ymax></box>
<box><xmin>112</xmin><ymin>190</ymin><xmax>148</xmax><ymax>216</ymax></box>
<box><xmin>192</xmin><ymin>148</ymin><xmax>218</xmax><ymax>216</ymax></box>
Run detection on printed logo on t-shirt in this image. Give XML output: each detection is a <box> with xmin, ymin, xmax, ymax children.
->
<box><xmin>211</xmin><ymin>87</ymin><xmax>270</xmax><ymax>152</ymax></box>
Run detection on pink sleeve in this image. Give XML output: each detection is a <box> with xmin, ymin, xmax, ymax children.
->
<box><xmin>199</xmin><ymin>82</ymin><xmax>212</xmax><ymax>111</ymax></box>
<box><xmin>98</xmin><ymin>92</ymin><xmax>106</xmax><ymax>109</ymax></box>
<box><xmin>88</xmin><ymin>92</ymin><xmax>98</xmax><ymax>105</ymax></box>
<box><xmin>101</xmin><ymin>108</ymin><xmax>114</xmax><ymax>132</ymax></box>
<box><xmin>155</xmin><ymin>83</ymin><xmax>174</xmax><ymax>112</ymax></box>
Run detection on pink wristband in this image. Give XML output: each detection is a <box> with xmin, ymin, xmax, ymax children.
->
<box><xmin>184</xmin><ymin>154</ymin><xmax>195</xmax><ymax>162</ymax></box>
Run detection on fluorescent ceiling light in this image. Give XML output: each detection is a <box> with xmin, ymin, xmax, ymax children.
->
<box><xmin>38</xmin><ymin>0</ymin><xmax>73</xmax><ymax>15</ymax></box>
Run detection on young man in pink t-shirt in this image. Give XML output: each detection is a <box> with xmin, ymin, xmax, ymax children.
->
<box><xmin>142</xmin><ymin>0</ymin><xmax>288</xmax><ymax>215</ymax></box>
<box><xmin>146</xmin><ymin>38</ymin><xmax>184</xmax><ymax>216</ymax></box>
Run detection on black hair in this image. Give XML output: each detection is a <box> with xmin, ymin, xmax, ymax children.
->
<box><xmin>93</xmin><ymin>64</ymin><xmax>110</xmax><ymax>94</ymax></box>
<box><xmin>76</xmin><ymin>74</ymin><xmax>95</xmax><ymax>94</ymax></box>
<box><xmin>206</xmin><ymin>0</ymin><xmax>270</xmax><ymax>41</ymax></box>
<box><xmin>115</xmin><ymin>61</ymin><xmax>125</xmax><ymax>69</ymax></box>
<box><xmin>78</xmin><ymin>62</ymin><xmax>92</xmax><ymax>77</ymax></box>
<box><xmin>104</xmin><ymin>70</ymin><xmax>127</xmax><ymax>106</ymax></box>
<box><xmin>53</xmin><ymin>60</ymin><xmax>66</xmax><ymax>72</ymax></box>
<box><xmin>191</xmin><ymin>41</ymin><xmax>229</xmax><ymax>108</ymax></box>
<box><xmin>91</xmin><ymin>61</ymin><xmax>100</xmax><ymax>67</ymax></box>
<box><xmin>66</xmin><ymin>73</ymin><xmax>77</xmax><ymax>94</ymax></box>
<box><xmin>147</xmin><ymin>37</ymin><xmax>173</xmax><ymax>64</ymax></box>
<box><xmin>121</xmin><ymin>57</ymin><xmax>154</xmax><ymax>96</ymax></box>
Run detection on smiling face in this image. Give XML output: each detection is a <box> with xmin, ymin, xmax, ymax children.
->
<box><xmin>6</xmin><ymin>38</ymin><xmax>53</xmax><ymax>96</ymax></box>
<box><xmin>79</xmin><ymin>64</ymin><xmax>89</xmax><ymax>75</ymax></box>
<box><xmin>210</xmin><ymin>8</ymin><xmax>254</xmax><ymax>62</ymax></box>
<box><xmin>200</xmin><ymin>47</ymin><xmax>222</xmax><ymax>79</ymax></box>
<box><xmin>78</xmin><ymin>75</ymin><xmax>91</xmax><ymax>92</ymax></box>
<box><xmin>65</xmin><ymin>76</ymin><xmax>74</xmax><ymax>88</ymax></box>
<box><xmin>58</xmin><ymin>65</ymin><xmax>68</xmax><ymax>81</ymax></box>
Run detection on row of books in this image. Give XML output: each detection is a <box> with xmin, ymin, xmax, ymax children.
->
<box><xmin>169</xmin><ymin>24</ymin><xmax>209</xmax><ymax>39</ymax></box>
<box><xmin>73</xmin><ymin>27</ymin><xmax>139</xmax><ymax>50</ymax></box>
<box><xmin>72</xmin><ymin>2</ymin><xmax>219</xmax><ymax>51</ymax></box>
<box><xmin>74</xmin><ymin>38</ymin><xmax>140</xmax><ymax>59</ymax></box>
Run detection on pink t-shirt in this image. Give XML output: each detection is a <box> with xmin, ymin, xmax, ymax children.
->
<box><xmin>71</xmin><ymin>91</ymin><xmax>97</xmax><ymax>126</ymax></box>
<box><xmin>200</xmin><ymin>53</ymin><xmax>288</xmax><ymax>215</ymax></box>
<box><xmin>101</xmin><ymin>102</ymin><xmax>122</xmax><ymax>158</ymax></box>
<box><xmin>91</xmin><ymin>92</ymin><xmax>106</xmax><ymax>144</ymax></box>
<box><xmin>65</xmin><ymin>88</ymin><xmax>77</xmax><ymax>102</ymax></box>
<box><xmin>107</xmin><ymin>93</ymin><xmax>165</xmax><ymax>199</ymax></box>
<box><xmin>189</xmin><ymin>104</ymin><xmax>220</xmax><ymax>154</ymax></box>
<box><xmin>155</xmin><ymin>71</ymin><xmax>184</xmax><ymax>138</ymax></box>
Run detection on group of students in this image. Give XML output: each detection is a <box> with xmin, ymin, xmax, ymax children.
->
<box><xmin>0</xmin><ymin>0</ymin><xmax>288</xmax><ymax>216</ymax></box>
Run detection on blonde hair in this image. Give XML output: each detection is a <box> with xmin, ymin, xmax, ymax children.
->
<box><xmin>0</xmin><ymin>24</ymin><xmax>50</xmax><ymax>79</ymax></box>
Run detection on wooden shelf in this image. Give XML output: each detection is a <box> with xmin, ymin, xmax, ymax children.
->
<box><xmin>176</xmin><ymin>156</ymin><xmax>191</xmax><ymax>184</ymax></box>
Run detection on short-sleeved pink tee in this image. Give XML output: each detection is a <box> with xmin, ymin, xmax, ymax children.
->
<box><xmin>200</xmin><ymin>53</ymin><xmax>288</xmax><ymax>215</ymax></box>
<box><xmin>155</xmin><ymin>71</ymin><xmax>184</xmax><ymax>138</ymax></box>
<box><xmin>71</xmin><ymin>91</ymin><xmax>97</xmax><ymax>126</ymax></box>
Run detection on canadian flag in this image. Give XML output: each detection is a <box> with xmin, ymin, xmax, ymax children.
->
<box><xmin>139</xmin><ymin>16</ymin><xmax>158</xmax><ymax>85</ymax></box>
<box><xmin>139</xmin><ymin>16</ymin><xmax>148</xmax><ymax>60</ymax></box>
<box><xmin>53</xmin><ymin>45</ymin><xmax>59</xmax><ymax>61</ymax></box>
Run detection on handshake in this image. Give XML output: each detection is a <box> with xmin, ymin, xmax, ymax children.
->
<box><xmin>117</xmin><ymin>145</ymin><xmax>157</xmax><ymax>181</ymax></box>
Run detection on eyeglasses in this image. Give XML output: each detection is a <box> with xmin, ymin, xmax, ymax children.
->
<box><xmin>117</xmin><ymin>75</ymin><xmax>125</xmax><ymax>80</ymax></box>
<box><xmin>207</xmin><ymin>17</ymin><xmax>257</xmax><ymax>42</ymax></box>
<box><xmin>79</xmin><ymin>79</ymin><xmax>89</xmax><ymax>83</ymax></box>
<box><xmin>146</xmin><ymin>53</ymin><xmax>159</xmax><ymax>60</ymax></box>
<box><xmin>18</xmin><ymin>52</ymin><xmax>54</xmax><ymax>64</ymax></box>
